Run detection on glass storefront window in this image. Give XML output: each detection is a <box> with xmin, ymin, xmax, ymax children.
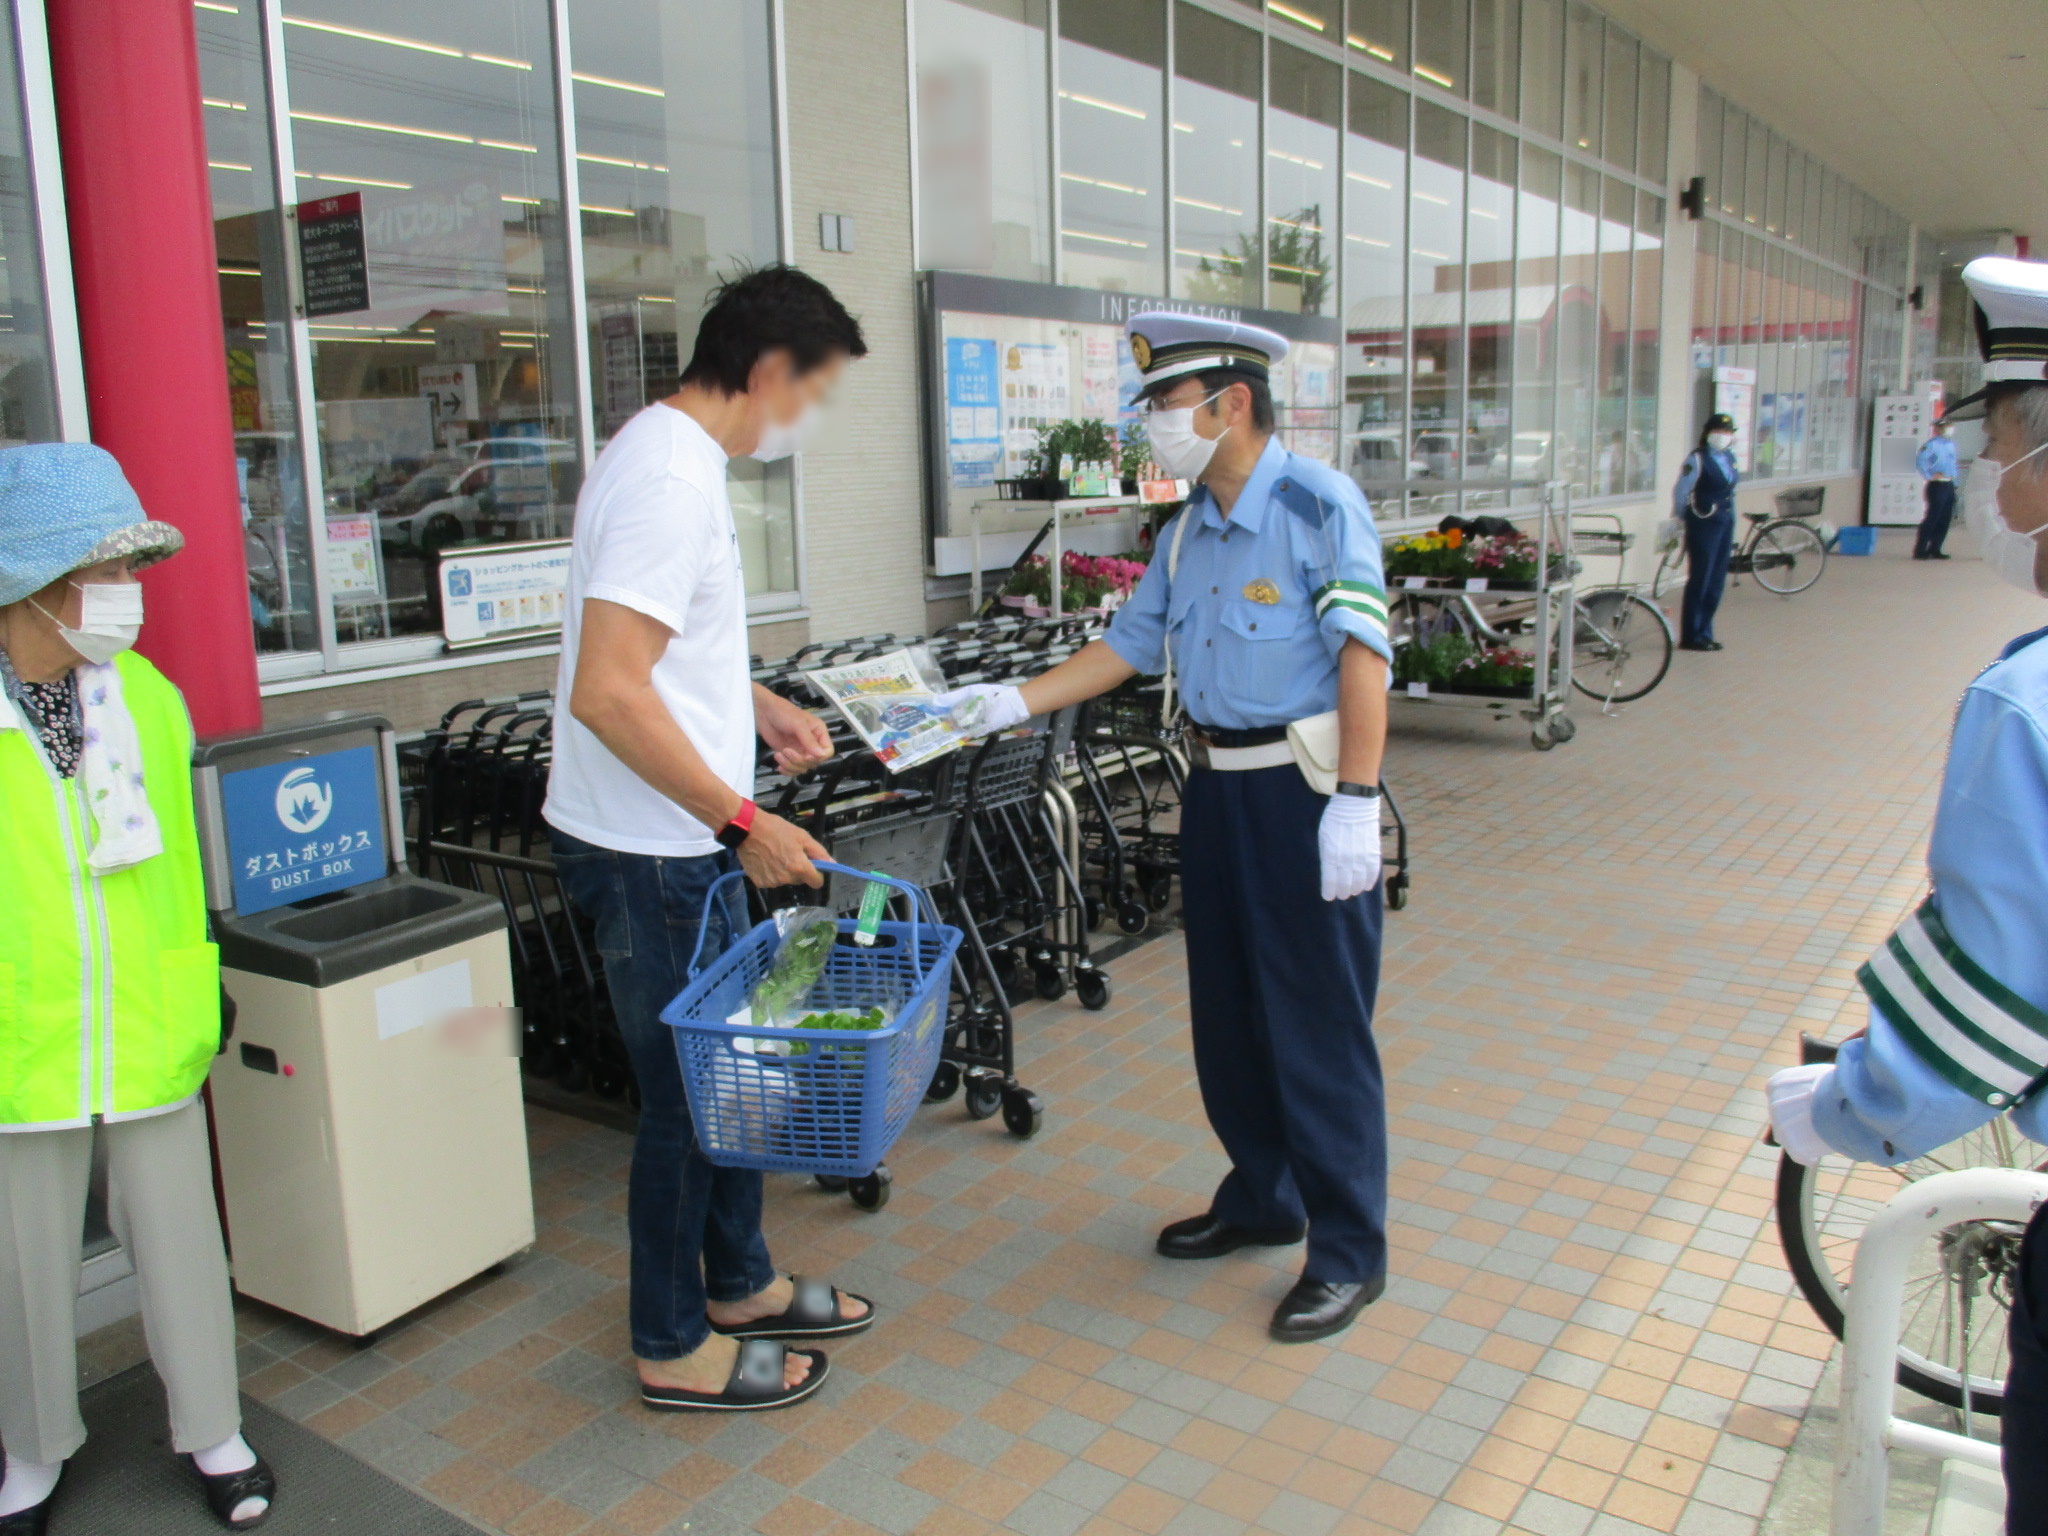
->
<box><xmin>1343</xmin><ymin>69</ymin><xmax>1406</xmax><ymax>507</ymax></box>
<box><xmin>1562</xmin><ymin>2</ymin><xmax>1601</xmax><ymax>155</ymax></box>
<box><xmin>568</xmin><ymin>0</ymin><xmax>793</xmax><ymax>600</ymax></box>
<box><xmin>1345</xmin><ymin>0</ymin><xmax>1408</xmax><ymax>73</ymax></box>
<box><xmin>1470</xmin><ymin>0</ymin><xmax>1519</xmax><ymax>119</ymax></box>
<box><xmin>1600</xmin><ymin>28</ymin><xmax>1635</xmax><ymax>175</ymax></box>
<box><xmin>1636</xmin><ymin>51</ymin><xmax>1668</xmax><ymax>181</ymax></box>
<box><xmin>1466</xmin><ymin>125</ymin><xmax>1515</xmax><ymax>509</ymax></box>
<box><xmin>1413</xmin><ymin>0</ymin><xmax>1466</xmax><ymax>97</ymax></box>
<box><xmin>1172</xmin><ymin>3</ymin><xmax>1260</xmax><ymax>305</ymax></box>
<box><xmin>1269</xmin><ymin>0</ymin><xmax>1338</xmax><ymax>43</ymax></box>
<box><xmin>1410</xmin><ymin>100</ymin><xmax>1464</xmax><ymax>518</ymax></box>
<box><xmin>197</xmin><ymin>3</ymin><xmax>317</xmax><ymax>657</ymax></box>
<box><xmin>1627</xmin><ymin>188</ymin><xmax>1661</xmax><ymax>493</ymax></box>
<box><xmin>1512</xmin><ymin>143</ymin><xmax>1560</xmax><ymax>504</ymax></box>
<box><xmin>1520</xmin><ymin>0</ymin><xmax>1563</xmax><ymax>141</ymax></box>
<box><xmin>1765</xmin><ymin>133</ymin><xmax>1788</xmax><ymax>236</ymax></box>
<box><xmin>0</xmin><ymin>28</ymin><xmax>54</xmax><ymax>448</ymax></box>
<box><xmin>1267</xmin><ymin>42</ymin><xmax>1339</xmax><ymax>316</ymax></box>
<box><xmin>916</xmin><ymin>0</ymin><xmax>1052</xmax><ymax>282</ymax></box>
<box><xmin>1058</xmin><ymin>0</ymin><xmax>1165</xmax><ymax>294</ymax></box>
<box><xmin>1555</xmin><ymin>160</ymin><xmax>1600</xmax><ymax>496</ymax></box>
<box><xmin>1719</xmin><ymin>103</ymin><xmax>1743</xmax><ymax>219</ymax></box>
<box><xmin>1594</xmin><ymin>175</ymin><xmax>1632</xmax><ymax>495</ymax></box>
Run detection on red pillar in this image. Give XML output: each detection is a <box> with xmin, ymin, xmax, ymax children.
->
<box><xmin>45</xmin><ymin>0</ymin><xmax>261</xmax><ymax>736</ymax></box>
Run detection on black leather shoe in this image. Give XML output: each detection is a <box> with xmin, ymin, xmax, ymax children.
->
<box><xmin>1270</xmin><ymin>1274</ymin><xmax>1387</xmax><ymax>1342</ymax></box>
<box><xmin>1156</xmin><ymin>1212</ymin><xmax>1305</xmax><ymax>1260</ymax></box>
<box><xmin>0</xmin><ymin>1466</ymin><xmax>64</xmax><ymax>1536</ymax></box>
<box><xmin>1932</xmin><ymin>552</ymin><xmax>1952</xmax><ymax>560</ymax></box>
<box><xmin>184</xmin><ymin>1453</ymin><xmax>276</xmax><ymax>1530</ymax></box>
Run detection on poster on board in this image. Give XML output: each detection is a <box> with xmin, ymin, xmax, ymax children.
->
<box><xmin>944</xmin><ymin>336</ymin><xmax>1001</xmax><ymax>488</ymax></box>
<box><xmin>438</xmin><ymin>538</ymin><xmax>572</xmax><ymax>648</ymax></box>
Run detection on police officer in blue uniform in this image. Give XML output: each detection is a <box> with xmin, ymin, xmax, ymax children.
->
<box><xmin>1914</xmin><ymin>417</ymin><xmax>1959</xmax><ymax>560</ymax></box>
<box><xmin>940</xmin><ymin>314</ymin><xmax>1396</xmax><ymax>1343</ymax></box>
<box><xmin>1670</xmin><ymin>412</ymin><xmax>1741</xmax><ymax>651</ymax></box>
<box><xmin>1766</xmin><ymin>256</ymin><xmax>2048</xmax><ymax>1530</ymax></box>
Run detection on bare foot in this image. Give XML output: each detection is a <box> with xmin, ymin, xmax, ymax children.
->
<box><xmin>637</xmin><ymin>1332</ymin><xmax>812</xmax><ymax>1394</ymax></box>
<box><xmin>705</xmin><ymin>1275</ymin><xmax>871</xmax><ymax>1329</ymax></box>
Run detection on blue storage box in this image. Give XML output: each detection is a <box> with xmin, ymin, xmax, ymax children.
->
<box><xmin>1835</xmin><ymin>525</ymin><xmax>1876</xmax><ymax>556</ymax></box>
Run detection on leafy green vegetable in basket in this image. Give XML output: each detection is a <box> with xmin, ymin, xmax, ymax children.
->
<box><xmin>795</xmin><ymin>1008</ymin><xmax>886</xmax><ymax>1032</ymax></box>
<box><xmin>749</xmin><ymin>915</ymin><xmax>839</xmax><ymax>1028</ymax></box>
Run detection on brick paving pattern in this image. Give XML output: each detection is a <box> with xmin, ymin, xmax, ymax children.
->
<box><xmin>229</xmin><ymin>548</ymin><xmax>2041</xmax><ymax>1536</ymax></box>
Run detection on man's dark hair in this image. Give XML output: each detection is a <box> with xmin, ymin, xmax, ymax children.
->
<box><xmin>1195</xmin><ymin>369</ymin><xmax>1276</xmax><ymax>433</ymax></box>
<box><xmin>679</xmin><ymin>264</ymin><xmax>867</xmax><ymax>395</ymax></box>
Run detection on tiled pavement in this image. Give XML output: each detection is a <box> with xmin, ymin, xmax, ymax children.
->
<box><xmin>223</xmin><ymin>539</ymin><xmax>2043</xmax><ymax>1536</ymax></box>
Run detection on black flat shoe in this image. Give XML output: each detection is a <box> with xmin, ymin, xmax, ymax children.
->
<box><xmin>1156</xmin><ymin>1211</ymin><xmax>1305</xmax><ymax>1260</ymax></box>
<box><xmin>1270</xmin><ymin>1274</ymin><xmax>1387</xmax><ymax>1343</ymax></box>
<box><xmin>183</xmin><ymin>1453</ymin><xmax>276</xmax><ymax>1529</ymax></box>
<box><xmin>1932</xmin><ymin>552</ymin><xmax>1952</xmax><ymax>560</ymax></box>
<box><xmin>708</xmin><ymin>1274</ymin><xmax>873</xmax><ymax>1341</ymax></box>
<box><xmin>0</xmin><ymin>1467</ymin><xmax>63</xmax><ymax>1536</ymax></box>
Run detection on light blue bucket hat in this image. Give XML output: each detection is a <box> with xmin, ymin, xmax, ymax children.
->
<box><xmin>0</xmin><ymin>442</ymin><xmax>184</xmax><ymax>608</ymax></box>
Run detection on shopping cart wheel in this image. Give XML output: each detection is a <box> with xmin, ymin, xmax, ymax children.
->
<box><xmin>1034</xmin><ymin>964</ymin><xmax>1068</xmax><ymax>1002</ymax></box>
<box><xmin>814</xmin><ymin>1174</ymin><xmax>849</xmax><ymax>1192</ymax></box>
<box><xmin>591</xmin><ymin>1061</ymin><xmax>630</xmax><ymax>1100</ymax></box>
<box><xmin>1530</xmin><ymin>727</ymin><xmax>1556</xmax><ymax>752</ymax></box>
<box><xmin>925</xmin><ymin>1061</ymin><xmax>962</xmax><ymax>1103</ymax></box>
<box><xmin>1076</xmin><ymin>969</ymin><xmax>1111</xmax><ymax>1010</ymax></box>
<box><xmin>1084</xmin><ymin>896</ymin><xmax>1107</xmax><ymax>931</ymax></box>
<box><xmin>1115</xmin><ymin>900</ymin><xmax>1149</xmax><ymax>935</ymax></box>
<box><xmin>964</xmin><ymin>1074</ymin><xmax>1004</xmax><ymax>1120</ymax></box>
<box><xmin>849</xmin><ymin>1167</ymin><xmax>892</xmax><ymax>1211</ymax></box>
<box><xmin>1548</xmin><ymin>714</ymin><xmax>1577</xmax><ymax>744</ymax></box>
<box><xmin>1001</xmin><ymin>1088</ymin><xmax>1043</xmax><ymax>1140</ymax></box>
<box><xmin>1385</xmin><ymin>873</ymin><xmax>1410</xmax><ymax>911</ymax></box>
<box><xmin>1142</xmin><ymin>873</ymin><xmax>1174</xmax><ymax>912</ymax></box>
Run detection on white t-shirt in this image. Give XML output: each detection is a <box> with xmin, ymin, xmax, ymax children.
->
<box><xmin>543</xmin><ymin>404</ymin><xmax>753</xmax><ymax>857</ymax></box>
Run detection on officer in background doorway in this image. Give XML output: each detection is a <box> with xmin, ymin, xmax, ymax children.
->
<box><xmin>1671</xmin><ymin>411</ymin><xmax>1741</xmax><ymax>651</ymax></box>
<box><xmin>937</xmin><ymin>314</ymin><xmax>1396</xmax><ymax>1345</ymax></box>
<box><xmin>1914</xmin><ymin>416</ymin><xmax>1959</xmax><ymax>560</ymax></box>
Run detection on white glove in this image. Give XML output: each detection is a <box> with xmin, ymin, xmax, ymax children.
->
<box><xmin>934</xmin><ymin>683</ymin><xmax>1030</xmax><ymax>738</ymax></box>
<box><xmin>1318</xmin><ymin>792</ymin><xmax>1382</xmax><ymax>902</ymax></box>
<box><xmin>1766</xmin><ymin>1064</ymin><xmax>1837</xmax><ymax>1167</ymax></box>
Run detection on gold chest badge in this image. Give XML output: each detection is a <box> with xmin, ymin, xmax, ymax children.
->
<box><xmin>1242</xmin><ymin>578</ymin><xmax>1281</xmax><ymax>605</ymax></box>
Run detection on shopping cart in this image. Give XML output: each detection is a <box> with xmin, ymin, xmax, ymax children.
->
<box><xmin>661</xmin><ymin>862</ymin><xmax>963</xmax><ymax>1212</ymax></box>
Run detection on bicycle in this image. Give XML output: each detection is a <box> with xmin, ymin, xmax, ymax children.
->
<box><xmin>1774</xmin><ymin>1033</ymin><xmax>2035</xmax><ymax>1417</ymax></box>
<box><xmin>1653</xmin><ymin>498</ymin><xmax>1829</xmax><ymax>600</ymax></box>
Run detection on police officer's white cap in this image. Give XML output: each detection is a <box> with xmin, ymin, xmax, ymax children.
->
<box><xmin>1127</xmin><ymin>312</ymin><xmax>1288</xmax><ymax>403</ymax></box>
<box><xmin>1946</xmin><ymin>256</ymin><xmax>2048</xmax><ymax>418</ymax></box>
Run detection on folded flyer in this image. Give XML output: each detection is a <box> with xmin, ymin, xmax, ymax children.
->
<box><xmin>802</xmin><ymin>645</ymin><xmax>969</xmax><ymax>773</ymax></box>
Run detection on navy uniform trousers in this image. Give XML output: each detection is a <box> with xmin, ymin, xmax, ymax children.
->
<box><xmin>1178</xmin><ymin>759</ymin><xmax>1388</xmax><ymax>1284</ymax></box>
<box><xmin>2004</xmin><ymin>1201</ymin><xmax>2048</xmax><ymax>1534</ymax></box>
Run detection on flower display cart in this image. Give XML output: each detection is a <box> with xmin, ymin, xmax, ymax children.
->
<box><xmin>1383</xmin><ymin>482</ymin><xmax>1578</xmax><ymax>751</ymax></box>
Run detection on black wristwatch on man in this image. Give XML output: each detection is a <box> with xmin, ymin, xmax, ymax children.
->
<box><xmin>1334</xmin><ymin>781</ymin><xmax>1379</xmax><ymax>800</ymax></box>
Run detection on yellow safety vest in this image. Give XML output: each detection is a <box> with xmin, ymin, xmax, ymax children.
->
<box><xmin>0</xmin><ymin>651</ymin><xmax>220</xmax><ymax>1129</ymax></box>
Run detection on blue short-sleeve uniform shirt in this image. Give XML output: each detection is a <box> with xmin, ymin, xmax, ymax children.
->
<box><xmin>1104</xmin><ymin>436</ymin><xmax>1391</xmax><ymax>731</ymax></box>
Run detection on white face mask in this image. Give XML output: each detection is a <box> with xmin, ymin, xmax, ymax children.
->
<box><xmin>1706</xmin><ymin>432</ymin><xmax>1735</xmax><ymax>453</ymax></box>
<box><xmin>1146</xmin><ymin>391</ymin><xmax>1228</xmax><ymax>480</ymax></box>
<box><xmin>31</xmin><ymin>580</ymin><xmax>144</xmax><ymax>665</ymax></box>
<box><xmin>750</xmin><ymin>402</ymin><xmax>820</xmax><ymax>462</ymax></box>
<box><xmin>1967</xmin><ymin>440</ymin><xmax>2048</xmax><ymax>595</ymax></box>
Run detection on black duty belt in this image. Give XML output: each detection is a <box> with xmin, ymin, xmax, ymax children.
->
<box><xmin>1186</xmin><ymin>723</ymin><xmax>1289</xmax><ymax>748</ymax></box>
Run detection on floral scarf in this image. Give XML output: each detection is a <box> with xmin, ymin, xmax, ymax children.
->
<box><xmin>0</xmin><ymin>656</ymin><xmax>163</xmax><ymax>873</ymax></box>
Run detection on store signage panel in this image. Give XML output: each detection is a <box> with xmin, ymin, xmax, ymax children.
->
<box><xmin>221</xmin><ymin>744</ymin><xmax>388</xmax><ymax>915</ymax></box>
<box><xmin>438</xmin><ymin>537</ymin><xmax>572</xmax><ymax>649</ymax></box>
<box><xmin>296</xmin><ymin>193</ymin><xmax>370</xmax><ymax>317</ymax></box>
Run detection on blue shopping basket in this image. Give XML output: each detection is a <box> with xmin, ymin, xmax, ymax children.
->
<box><xmin>660</xmin><ymin>861</ymin><xmax>963</xmax><ymax>1177</ymax></box>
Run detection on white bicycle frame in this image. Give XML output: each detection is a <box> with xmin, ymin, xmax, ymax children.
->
<box><xmin>1832</xmin><ymin>1167</ymin><xmax>2048</xmax><ymax>1536</ymax></box>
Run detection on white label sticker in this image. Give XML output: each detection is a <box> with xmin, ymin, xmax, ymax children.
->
<box><xmin>1402</xmin><ymin>576</ymin><xmax>1426</xmax><ymax>589</ymax></box>
<box><xmin>374</xmin><ymin>959</ymin><xmax>473</xmax><ymax>1041</ymax></box>
<box><xmin>1406</xmin><ymin>681</ymin><xmax>1429</xmax><ymax>697</ymax></box>
<box><xmin>1465</xmin><ymin>577</ymin><xmax>1489</xmax><ymax>591</ymax></box>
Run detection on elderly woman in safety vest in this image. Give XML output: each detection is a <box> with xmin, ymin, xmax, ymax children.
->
<box><xmin>1766</xmin><ymin>256</ymin><xmax>2048</xmax><ymax>1536</ymax></box>
<box><xmin>0</xmin><ymin>444</ymin><xmax>274</xmax><ymax>1534</ymax></box>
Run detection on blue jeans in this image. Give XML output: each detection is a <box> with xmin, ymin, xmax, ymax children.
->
<box><xmin>548</xmin><ymin>828</ymin><xmax>773</xmax><ymax>1359</ymax></box>
<box><xmin>1681</xmin><ymin>509</ymin><xmax>1736</xmax><ymax>645</ymax></box>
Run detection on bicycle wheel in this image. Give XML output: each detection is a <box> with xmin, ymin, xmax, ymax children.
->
<box><xmin>1750</xmin><ymin>520</ymin><xmax>1827</xmax><ymax>594</ymax></box>
<box><xmin>1776</xmin><ymin>1113</ymin><xmax>2039</xmax><ymax>1414</ymax></box>
<box><xmin>1651</xmin><ymin>543</ymin><xmax>1688</xmax><ymax>600</ymax></box>
<box><xmin>1570</xmin><ymin>590</ymin><xmax>1673</xmax><ymax>704</ymax></box>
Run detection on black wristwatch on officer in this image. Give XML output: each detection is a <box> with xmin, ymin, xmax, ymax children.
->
<box><xmin>1334</xmin><ymin>781</ymin><xmax>1379</xmax><ymax>800</ymax></box>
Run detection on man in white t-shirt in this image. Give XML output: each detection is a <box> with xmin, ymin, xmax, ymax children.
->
<box><xmin>544</xmin><ymin>266</ymin><xmax>871</xmax><ymax>1413</ymax></box>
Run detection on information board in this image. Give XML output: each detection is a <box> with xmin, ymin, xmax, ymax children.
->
<box><xmin>222</xmin><ymin>744</ymin><xmax>388</xmax><ymax>915</ymax></box>
<box><xmin>438</xmin><ymin>537</ymin><xmax>572</xmax><ymax>648</ymax></box>
<box><xmin>296</xmin><ymin>193</ymin><xmax>370</xmax><ymax>317</ymax></box>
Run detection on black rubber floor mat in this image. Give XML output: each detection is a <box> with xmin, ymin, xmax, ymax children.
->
<box><xmin>32</xmin><ymin>1364</ymin><xmax>487</xmax><ymax>1535</ymax></box>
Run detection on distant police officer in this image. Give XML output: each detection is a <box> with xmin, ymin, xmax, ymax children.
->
<box><xmin>1766</xmin><ymin>256</ymin><xmax>2048</xmax><ymax>1534</ymax></box>
<box><xmin>1914</xmin><ymin>416</ymin><xmax>1959</xmax><ymax>560</ymax></box>
<box><xmin>939</xmin><ymin>314</ymin><xmax>1395</xmax><ymax>1344</ymax></box>
<box><xmin>1671</xmin><ymin>412</ymin><xmax>1741</xmax><ymax>651</ymax></box>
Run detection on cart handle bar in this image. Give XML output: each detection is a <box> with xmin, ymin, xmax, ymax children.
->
<box><xmin>685</xmin><ymin>861</ymin><xmax>945</xmax><ymax>984</ymax></box>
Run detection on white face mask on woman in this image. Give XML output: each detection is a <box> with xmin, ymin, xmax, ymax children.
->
<box><xmin>30</xmin><ymin>580</ymin><xmax>144</xmax><ymax>666</ymax></box>
<box><xmin>1146</xmin><ymin>390</ymin><xmax>1228</xmax><ymax>480</ymax></box>
<box><xmin>1706</xmin><ymin>432</ymin><xmax>1735</xmax><ymax>453</ymax></box>
<box><xmin>1967</xmin><ymin>439</ymin><xmax>2048</xmax><ymax>595</ymax></box>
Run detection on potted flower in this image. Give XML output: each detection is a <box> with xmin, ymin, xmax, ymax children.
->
<box><xmin>1383</xmin><ymin>527</ymin><xmax>1474</xmax><ymax>584</ymax></box>
<box><xmin>1468</xmin><ymin>533</ymin><xmax>1540</xmax><ymax>588</ymax></box>
<box><xmin>1001</xmin><ymin>557</ymin><xmax>1053</xmax><ymax>614</ymax></box>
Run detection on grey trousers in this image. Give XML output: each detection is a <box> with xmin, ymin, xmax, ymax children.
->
<box><xmin>0</xmin><ymin>1100</ymin><xmax>242</xmax><ymax>1464</ymax></box>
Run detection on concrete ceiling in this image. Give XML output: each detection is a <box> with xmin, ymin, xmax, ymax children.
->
<box><xmin>1597</xmin><ymin>0</ymin><xmax>2048</xmax><ymax>239</ymax></box>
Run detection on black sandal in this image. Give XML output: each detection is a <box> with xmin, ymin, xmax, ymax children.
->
<box><xmin>707</xmin><ymin>1274</ymin><xmax>874</xmax><ymax>1341</ymax></box>
<box><xmin>640</xmin><ymin>1338</ymin><xmax>829</xmax><ymax>1412</ymax></box>
<box><xmin>182</xmin><ymin>1453</ymin><xmax>276</xmax><ymax>1530</ymax></box>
